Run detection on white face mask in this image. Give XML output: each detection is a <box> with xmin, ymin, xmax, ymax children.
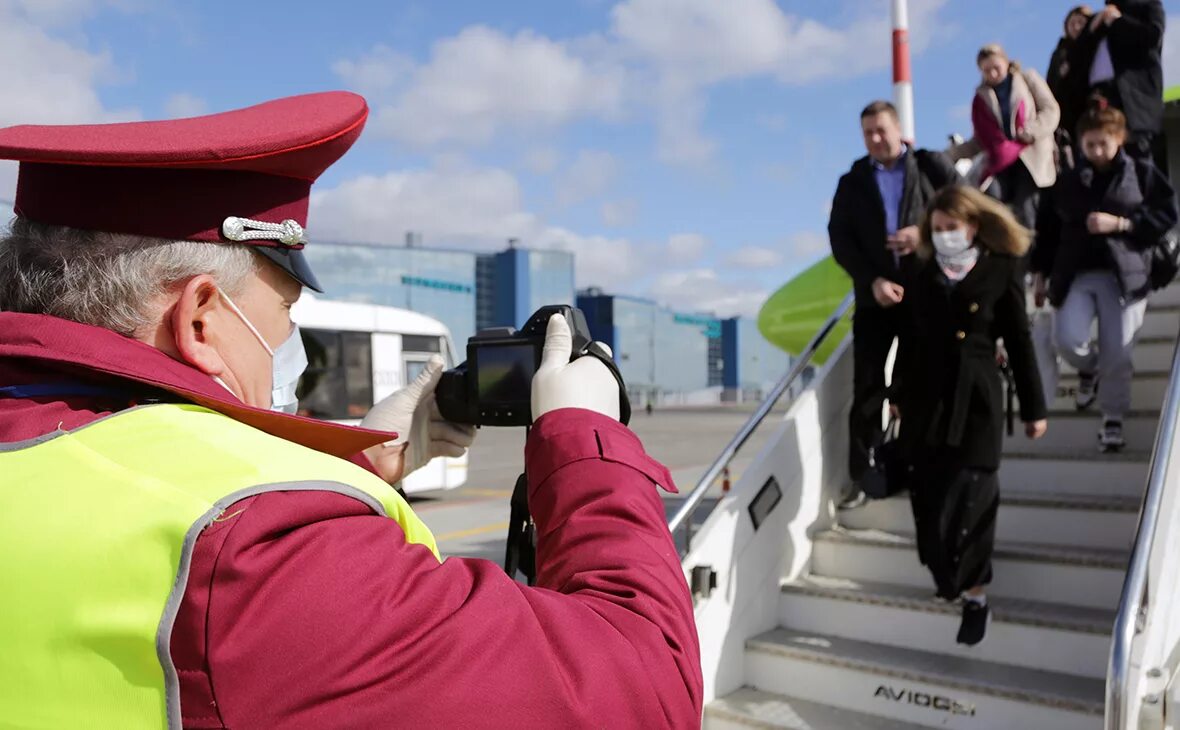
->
<box><xmin>217</xmin><ymin>288</ymin><xmax>307</xmax><ymax>413</ymax></box>
<box><xmin>931</xmin><ymin>228</ymin><xmax>980</xmax><ymax>280</ymax></box>
<box><xmin>931</xmin><ymin>228</ymin><xmax>973</xmax><ymax>256</ymax></box>
<box><xmin>270</xmin><ymin>325</ymin><xmax>308</xmax><ymax>414</ymax></box>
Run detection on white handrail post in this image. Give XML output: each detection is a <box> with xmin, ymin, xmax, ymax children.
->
<box><xmin>891</xmin><ymin>0</ymin><xmax>916</xmax><ymax>143</ymax></box>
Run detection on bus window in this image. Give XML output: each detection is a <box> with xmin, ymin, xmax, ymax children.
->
<box><xmin>297</xmin><ymin>329</ymin><xmax>374</xmax><ymax>420</ymax></box>
<box><xmin>402</xmin><ymin>334</ymin><xmax>445</xmax><ymax>387</ymax></box>
<box><xmin>401</xmin><ymin>335</ymin><xmax>442</xmax><ymax>354</ymax></box>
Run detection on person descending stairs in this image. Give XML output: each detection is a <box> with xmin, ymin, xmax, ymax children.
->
<box><xmin>699</xmin><ymin>283</ymin><xmax>1180</xmax><ymax>730</ymax></box>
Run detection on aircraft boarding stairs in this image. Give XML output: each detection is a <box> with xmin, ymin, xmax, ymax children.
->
<box><xmin>679</xmin><ymin>282</ymin><xmax>1180</xmax><ymax>730</ymax></box>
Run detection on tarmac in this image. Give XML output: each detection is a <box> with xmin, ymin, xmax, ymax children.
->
<box><xmin>411</xmin><ymin>406</ymin><xmax>778</xmax><ymax>566</ymax></box>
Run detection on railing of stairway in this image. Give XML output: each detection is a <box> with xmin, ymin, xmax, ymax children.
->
<box><xmin>668</xmin><ymin>291</ymin><xmax>855</xmax><ymax>555</ymax></box>
<box><xmin>1107</xmin><ymin>318</ymin><xmax>1180</xmax><ymax>728</ymax></box>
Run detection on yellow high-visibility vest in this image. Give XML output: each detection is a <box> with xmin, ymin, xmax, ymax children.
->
<box><xmin>0</xmin><ymin>403</ymin><xmax>437</xmax><ymax>729</ymax></box>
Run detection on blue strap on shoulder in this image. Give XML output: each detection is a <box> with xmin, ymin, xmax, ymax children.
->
<box><xmin>0</xmin><ymin>383</ymin><xmax>133</xmax><ymax>399</ymax></box>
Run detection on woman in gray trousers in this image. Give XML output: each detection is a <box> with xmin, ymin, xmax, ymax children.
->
<box><xmin>1032</xmin><ymin>102</ymin><xmax>1178</xmax><ymax>451</ymax></box>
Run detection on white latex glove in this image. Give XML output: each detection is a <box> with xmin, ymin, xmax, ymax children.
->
<box><xmin>361</xmin><ymin>355</ymin><xmax>476</xmax><ymax>478</ymax></box>
<box><xmin>531</xmin><ymin>313</ymin><xmax>621</xmax><ymax>421</ymax></box>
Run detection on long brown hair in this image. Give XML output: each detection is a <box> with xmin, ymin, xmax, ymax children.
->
<box><xmin>918</xmin><ymin>185</ymin><xmax>1032</xmax><ymax>259</ymax></box>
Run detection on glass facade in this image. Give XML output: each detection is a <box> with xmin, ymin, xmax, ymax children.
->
<box><xmin>302</xmin><ymin>240</ymin><xmax>782</xmax><ymax>403</ymax></box>
<box><xmin>477</xmin><ymin>248</ymin><xmax>576</xmax><ymax>330</ymax></box>
<box><xmin>526</xmin><ymin>249</ymin><xmax>576</xmax><ymax>317</ymax></box>
<box><xmin>579</xmin><ymin>293</ymin><xmax>724</xmax><ymax>404</ymax></box>
<box><xmin>721</xmin><ymin>316</ymin><xmax>792</xmax><ymax>401</ymax></box>
<box><xmin>306</xmin><ymin>242</ymin><xmax>576</xmax><ymax>352</ymax></box>
<box><xmin>306</xmin><ymin>242</ymin><xmax>479</xmax><ymax>344</ymax></box>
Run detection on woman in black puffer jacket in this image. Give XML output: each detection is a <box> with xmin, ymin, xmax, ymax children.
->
<box><xmin>1032</xmin><ymin>102</ymin><xmax>1178</xmax><ymax>452</ymax></box>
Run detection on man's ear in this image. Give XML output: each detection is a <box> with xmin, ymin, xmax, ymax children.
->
<box><xmin>172</xmin><ymin>275</ymin><xmax>230</xmax><ymax>376</ymax></box>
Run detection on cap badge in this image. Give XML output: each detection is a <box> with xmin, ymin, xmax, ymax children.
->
<box><xmin>221</xmin><ymin>216</ymin><xmax>307</xmax><ymax>247</ymax></box>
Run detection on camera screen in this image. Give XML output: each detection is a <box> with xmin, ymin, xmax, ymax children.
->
<box><xmin>476</xmin><ymin>343</ymin><xmax>537</xmax><ymax>405</ymax></box>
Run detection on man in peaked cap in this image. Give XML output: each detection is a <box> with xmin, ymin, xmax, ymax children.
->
<box><xmin>0</xmin><ymin>93</ymin><xmax>701</xmax><ymax>728</ymax></box>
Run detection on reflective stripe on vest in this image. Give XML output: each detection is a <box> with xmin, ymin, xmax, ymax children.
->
<box><xmin>0</xmin><ymin>403</ymin><xmax>438</xmax><ymax>729</ymax></box>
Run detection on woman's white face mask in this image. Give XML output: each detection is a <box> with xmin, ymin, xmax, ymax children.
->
<box><xmin>931</xmin><ymin>227</ymin><xmax>980</xmax><ymax>281</ymax></box>
<box><xmin>931</xmin><ymin>229</ymin><xmax>973</xmax><ymax>256</ymax></box>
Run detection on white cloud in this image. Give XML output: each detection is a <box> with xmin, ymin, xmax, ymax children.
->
<box><xmin>610</xmin><ymin>0</ymin><xmax>947</xmax><ymax>165</ymax></box>
<box><xmin>665</xmin><ymin>232</ymin><xmax>709</xmax><ymax>263</ymax></box>
<box><xmin>0</xmin><ymin>3</ymin><xmax>138</xmax><ymax>127</ymax></box>
<box><xmin>725</xmin><ymin>245</ymin><xmax>783</xmax><ymax>269</ymax></box>
<box><xmin>309</xmin><ymin>164</ymin><xmax>641</xmax><ymax>289</ymax></box>
<box><xmin>1165</xmin><ymin>17</ymin><xmax>1180</xmax><ymax>86</ymax></box>
<box><xmin>522</xmin><ymin>146</ymin><xmax>561</xmax><ymax>175</ymax></box>
<box><xmin>338</xmin><ymin>26</ymin><xmax>627</xmax><ymax>148</ymax></box>
<box><xmin>788</xmin><ymin>231</ymin><xmax>829</xmax><ymax>260</ymax></box>
<box><xmin>331</xmin><ymin>45</ymin><xmax>414</xmax><ymax>95</ymax></box>
<box><xmin>164</xmin><ymin>92</ymin><xmax>208</xmax><ymax>118</ymax></box>
<box><xmin>1</xmin><ymin>0</ymin><xmax>124</xmax><ymax>27</ymax></box>
<box><xmin>601</xmin><ymin>198</ymin><xmax>639</xmax><ymax>227</ymax></box>
<box><xmin>755</xmin><ymin>113</ymin><xmax>788</xmax><ymax>133</ymax></box>
<box><xmin>555</xmin><ymin>149</ymin><xmax>620</xmax><ymax>206</ymax></box>
<box><xmin>0</xmin><ymin>163</ymin><xmax>15</xmax><ymax>206</ymax></box>
<box><xmin>332</xmin><ymin>1</ymin><xmax>948</xmax><ymax>166</ymax></box>
<box><xmin>0</xmin><ymin>0</ymin><xmax>139</xmax><ymax>203</ymax></box>
<box><xmin>649</xmin><ymin>268</ymin><xmax>767</xmax><ymax>317</ymax></box>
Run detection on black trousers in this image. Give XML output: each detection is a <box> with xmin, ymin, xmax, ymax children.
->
<box><xmin>849</xmin><ymin>303</ymin><xmax>907</xmax><ymax>485</ymax></box>
<box><xmin>988</xmin><ymin>162</ymin><xmax>1039</xmax><ymax>231</ymax></box>
<box><xmin>910</xmin><ymin>461</ymin><xmax>999</xmax><ymax>599</ymax></box>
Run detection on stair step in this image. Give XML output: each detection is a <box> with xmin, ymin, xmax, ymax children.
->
<box><xmin>811</xmin><ymin>528</ymin><xmax>1128</xmax><ymax>610</ymax></box>
<box><xmin>1148</xmin><ymin>285</ymin><xmax>1180</xmax><ymax>308</ymax></box>
<box><xmin>999</xmin><ymin>455</ymin><xmax>1148</xmax><ymax>498</ymax></box>
<box><xmin>779</xmin><ymin>576</ymin><xmax>1114</xmax><ymax>679</ymax></box>
<box><xmin>1001</xmin><ymin>444</ymin><xmax>1151</xmax><ymax>463</ymax></box>
<box><xmin>1139</xmin><ymin>307</ymin><xmax>1180</xmax><ymax>338</ymax></box>
<box><xmin>839</xmin><ymin>489</ymin><xmax>1140</xmax><ymax>550</ymax></box>
<box><xmin>1045</xmin><ymin>371</ymin><xmax>1169</xmax><ymax>410</ymax></box>
<box><xmin>1002</xmin><ymin>408</ymin><xmax>1157</xmax><ymax>453</ymax></box>
<box><xmin>705</xmin><ymin>687</ymin><xmax>931</xmax><ymax>730</ymax></box>
<box><xmin>1054</xmin><ymin>340</ymin><xmax>1174</xmax><ymax>373</ymax></box>
<box><xmin>745</xmin><ymin>629</ymin><xmax>1103</xmax><ymax>729</ymax></box>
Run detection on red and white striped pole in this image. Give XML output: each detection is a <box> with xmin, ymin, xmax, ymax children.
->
<box><xmin>891</xmin><ymin>0</ymin><xmax>916</xmax><ymax>143</ymax></box>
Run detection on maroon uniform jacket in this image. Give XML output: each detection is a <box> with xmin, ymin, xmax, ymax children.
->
<box><xmin>0</xmin><ymin>312</ymin><xmax>703</xmax><ymax>728</ymax></box>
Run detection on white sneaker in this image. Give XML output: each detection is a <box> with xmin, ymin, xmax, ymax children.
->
<box><xmin>1076</xmin><ymin>372</ymin><xmax>1099</xmax><ymax>411</ymax></box>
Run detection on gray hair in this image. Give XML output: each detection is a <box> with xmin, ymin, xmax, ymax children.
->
<box><xmin>0</xmin><ymin>217</ymin><xmax>259</xmax><ymax>338</ymax></box>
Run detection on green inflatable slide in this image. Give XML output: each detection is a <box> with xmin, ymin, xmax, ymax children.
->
<box><xmin>757</xmin><ymin>255</ymin><xmax>852</xmax><ymax>366</ymax></box>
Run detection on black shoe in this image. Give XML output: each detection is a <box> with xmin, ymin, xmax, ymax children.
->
<box><xmin>1099</xmin><ymin>419</ymin><xmax>1125</xmax><ymax>453</ymax></box>
<box><xmin>957</xmin><ymin>600</ymin><xmax>989</xmax><ymax>646</ymax></box>
<box><xmin>1076</xmin><ymin>372</ymin><xmax>1099</xmax><ymax>411</ymax></box>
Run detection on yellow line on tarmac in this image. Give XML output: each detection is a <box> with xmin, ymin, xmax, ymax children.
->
<box><xmin>434</xmin><ymin>521</ymin><xmax>509</xmax><ymax>542</ymax></box>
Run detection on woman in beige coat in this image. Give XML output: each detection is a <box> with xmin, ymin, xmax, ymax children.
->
<box><xmin>950</xmin><ymin>44</ymin><xmax>1061</xmax><ymax>230</ymax></box>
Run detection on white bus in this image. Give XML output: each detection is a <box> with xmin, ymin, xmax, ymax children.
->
<box><xmin>291</xmin><ymin>294</ymin><xmax>469</xmax><ymax>495</ymax></box>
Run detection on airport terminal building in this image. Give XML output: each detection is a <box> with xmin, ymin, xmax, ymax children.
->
<box><xmin>305</xmin><ymin>240</ymin><xmax>790</xmax><ymax>405</ymax></box>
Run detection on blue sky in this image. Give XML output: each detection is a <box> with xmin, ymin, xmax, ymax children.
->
<box><xmin>0</xmin><ymin>0</ymin><xmax>1177</xmax><ymax>316</ymax></box>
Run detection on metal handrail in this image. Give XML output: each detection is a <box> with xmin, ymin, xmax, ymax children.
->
<box><xmin>668</xmin><ymin>291</ymin><xmax>855</xmax><ymax>552</ymax></box>
<box><xmin>1106</xmin><ymin>324</ymin><xmax>1180</xmax><ymax>728</ymax></box>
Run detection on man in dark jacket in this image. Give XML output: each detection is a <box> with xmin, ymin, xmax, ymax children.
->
<box><xmin>1072</xmin><ymin>0</ymin><xmax>1166</xmax><ymax>159</ymax></box>
<box><xmin>828</xmin><ymin>100</ymin><xmax>960</xmax><ymax>503</ymax></box>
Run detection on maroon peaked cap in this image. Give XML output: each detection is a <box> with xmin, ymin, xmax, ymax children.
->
<box><xmin>0</xmin><ymin>91</ymin><xmax>370</xmax><ymax>291</ymax></box>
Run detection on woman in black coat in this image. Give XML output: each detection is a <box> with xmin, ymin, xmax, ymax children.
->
<box><xmin>893</xmin><ymin>185</ymin><xmax>1048</xmax><ymax>646</ymax></box>
<box><xmin>1046</xmin><ymin>5</ymin><xmax>1094</xmax><ymax>165</ymax></box>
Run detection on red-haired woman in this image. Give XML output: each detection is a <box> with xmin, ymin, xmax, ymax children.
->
<box><xmin>1033</xmin><ymin>102</ymin><xmax>1178</xmax><ymax>451</ymax></box>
